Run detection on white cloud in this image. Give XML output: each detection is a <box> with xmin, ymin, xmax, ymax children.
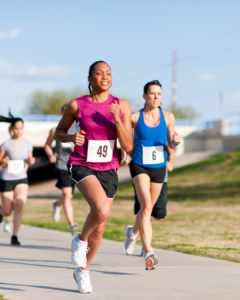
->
<box><xmin>0</xmin><ymin>29</ymin><xmax>20</xmax><ymax>40</ymax></box>
<box><xmin>228</xmin><ymin>91</ymin><xmax>240</xmax><ymax>104</ymax></box>
<box><xmin>194</xmin><ymin>73</ymin><xmax>218</xmax><ymax>82</ymax></box>
<box><xmin>0</xmin><ymin>60</ymin><xmax>75</xmax><ymax>79</ymax></box>
<box><xmin>229</xmin><ymin>91</ymin><xmax>240</xmax><ymax>100</ymax></box>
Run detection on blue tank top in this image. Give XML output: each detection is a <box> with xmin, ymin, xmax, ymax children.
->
<box><xmin>132</xmin><ymin>108</ymin><xmax>168</xmax><ymax>168</ymax></box>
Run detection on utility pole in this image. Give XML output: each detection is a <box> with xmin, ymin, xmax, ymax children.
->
<box><xmin>171</xmin><ymin>51</ymin><xmax>177</xmax><ymax>111</ymax></box>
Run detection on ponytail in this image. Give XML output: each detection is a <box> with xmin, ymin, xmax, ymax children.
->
<box><xmin>88</xmin><ymin>83</ymin><xmax>92</xmax><ymax>95</ymax></box>
<box><xmin>0</xmin><ymin>109</ymin><xmax>23</xmax><ymax>127</ymax></box>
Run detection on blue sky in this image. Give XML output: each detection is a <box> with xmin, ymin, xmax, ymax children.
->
<box><xmin>0</xmin><ymin>0</ymin><xmax>240</xmax><ymax>123</ymax></box>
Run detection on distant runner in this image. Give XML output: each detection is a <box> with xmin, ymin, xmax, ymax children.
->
<box><xmin>44</xmin><ymin>104</ymin><xmax>79</xmax><ymax>236</ymax></box>
<box><xmin>54</xmin><ymin>61</ymin><xmax>133</xmax><ymax>293</ymax></box>
<box><xmin>0</xmin><ymin>111</ymin><xmax>35</xmax><ymax>245</ymax></box>
<box><xmin>123</xmin><ymin>80</ymin><xmax>180</xmax><ymax>270</ymax></box>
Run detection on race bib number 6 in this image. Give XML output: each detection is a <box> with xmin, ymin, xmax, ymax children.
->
<box><xmin>142</xmin><ymin>145</ymin><xmax>164</xmax><ymax>165</ymax></box>
<box><xmin>87</xmin><ymin>140</ymin><xmax>115</xmax><ymax>163</ymax></box>
<box><xmin>8</xmin><ymin>160</ymin><xmax>25</xmax><ymax>174</ymax></box>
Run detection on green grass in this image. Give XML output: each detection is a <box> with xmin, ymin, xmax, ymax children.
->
<box><xmin>0</xmin><ymin>295</ymin><xmax>9</xmax><ymax>300</ymax></box>
<box><xmin>22</xmin><ymin>150</ymin><xmax>240</xmax><ymax>263</ymax></box>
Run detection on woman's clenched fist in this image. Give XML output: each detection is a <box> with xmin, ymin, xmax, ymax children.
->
<box><xmin>72</xmin><ymin>130</ymin><xmax>86</xmax><ymax>146</ymax></box>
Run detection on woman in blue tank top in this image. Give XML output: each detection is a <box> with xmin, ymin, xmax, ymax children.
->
<box><xmin>123</xmin><ymin>80</ymin><xmax>180</xmax><ymax>270</ymax></box>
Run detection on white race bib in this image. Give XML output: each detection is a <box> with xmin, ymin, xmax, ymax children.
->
<box><xmin>7</xmin><ymin>160</ymin><xmax>25</xmax><ymax>174</ymax></box>
<box><xmin>61</xmin><ymin>142</ymin><xmax>74</xmax><ymax>148</ymax></box>
<box><xmin>142</xmin><ymin>145</ymin><xmax>164</xmax><ymax>165</ymax></box>
<box><xmin>87</xmin><ymin>140</ymin><xmax>115</xmax><ymax>163</ymax></box>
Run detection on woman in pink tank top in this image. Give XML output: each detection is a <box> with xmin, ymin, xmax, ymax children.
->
<box><xmin>55</xmin><ymin>61</ymin><xmax>133</xmax><ymax>294</ymax></box>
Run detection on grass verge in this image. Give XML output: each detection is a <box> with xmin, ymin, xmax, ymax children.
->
<box><xmin>0</xmin><ymin>295</ymin><xmax>9</xmax><ymax>300</ymax></box>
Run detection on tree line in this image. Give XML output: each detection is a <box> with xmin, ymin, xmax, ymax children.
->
<box><xmin>27</xmin><ymin>89</ymin><xmax>199</xmax><ymax>119</ymax></box>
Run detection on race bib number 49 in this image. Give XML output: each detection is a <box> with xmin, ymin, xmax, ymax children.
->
<box><xmin>142</xmin><ymin>145</ymin><xmax>164</xmax><ymax>165</ymax></box>
<box><xmin>8</xmin><ymin>160</ymin><xmax>25</xmax><ymax>174</ymax></box>
<box><xmin>87</xmin><ymin>140</ymin><xmax>115</xmax><ymax>163</ymax></box>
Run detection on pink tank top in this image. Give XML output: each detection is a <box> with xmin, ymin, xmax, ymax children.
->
<box><xmin>68</xmin><ymin>95</ymin><xmax>122</xmax><ymax>171</ymax></box>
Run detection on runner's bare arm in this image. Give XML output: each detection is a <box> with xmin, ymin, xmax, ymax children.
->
<box><xmin>163</xmin><ymin>111</ymin><xmax>180</xmax><ymax>149</ymax></box>
<box><xmin>44</xmin><ymin>128</ymin><xmax>56</xmax><ymax>157</ymax></box>
<box><xmin>26</xmin><ymin>151</ymin><xmax>35</xmax><ymax>168</ymax></box>
<box><xmin>110</xmin><ymin>99</ymin><xmax>133</xmax><ymax>153</ymax></box>
<box><xmin>54</xmin><ymin>100</ymin><xmax>85</xmax><ymax>146</ymax></box>
<box><xmin>0</xmin><ymin>149</ymin><xmax>9</xmax><ymax>166</ymax></box>
<box><xmin>120</xmin><ymin>127</ymin><xmax>134</xmax><ymax>165</ymax></box>
<box><xmin>0</xmin><ymin>149</ymin><xmax>5</xmax><ymax>161</ymax></box>
<box><xmin>166</xmin><ymin>145</ymin><xmax>175</xmax><ymax>171</ymax></box>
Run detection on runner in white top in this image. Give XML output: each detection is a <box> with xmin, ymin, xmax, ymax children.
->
<box><xmin>0</xmin><ymin>111</ymin><xmax>35</xmax><ymax>245</ymax></box>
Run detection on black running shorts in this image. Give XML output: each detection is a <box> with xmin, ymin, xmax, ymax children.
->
<box><xmin>134</xmin><ymin>182</ymin><xmax>168</xmax><ymax>219</ymax></box>
<box><xmin>67</xmin><ymin>164</ymin><xmax>118</xmax><ymax>199</ymax></box>
<box><xmin>129</xmin><ymin>161</ymin><xmax>166</xmax><ymax>183</ymax></box>
<box><xmin>0</xmin><ymin>178</ymin><xmax>29</xmax><ymax>193</ymax></box>
<box><xmin>55</xmin><ymin>170</ymin><xmax>75</xmax><ymax>193</ymax></box>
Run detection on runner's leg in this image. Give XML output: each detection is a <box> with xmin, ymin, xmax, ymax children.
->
<box><xmin>133</xmin><ymin>174</ymin><xmax>162</xmax><ymax>253</ymax></box>
<box><xmin>0</xmin><ymin>191</ymin><xmax>14</xmax><ymax>217</ymax></box>
<box><xmin>76</xmin><ymin>176</ymin><xmax>112</xmax><ymax>262</ymax></box>
<box><xmin>61</xmin><ymin>186</ymin><xmax>74</xmax><ymax>225</ymax></box>
<box><xmin>12</xmin><ymin>184</ymin><xmax>28</xmax><ymax>236</ymax></box>
<box><xmin>85</xmin><ymin>207</ymin><xmax>112</xmax><ymax>269</ymax></box>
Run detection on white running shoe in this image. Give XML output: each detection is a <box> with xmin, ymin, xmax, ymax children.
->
<box><xmin>70</xmin><ymin>223</ymin><xmax>80</xmax><ymax>236</ymax></box>
<box><xmin>140</xmin><ymin>246</ymin><xmax>153</xmax><ymax>257</ymax></box>
<box><xmin>123</xmin><ymin>225</ymin><xmax>138</xmax><ymax>255</ymax></box>
<box><xmin>3</xmin><ymin>222</ymin><xmax>11</xmax><ymax>233</ymax></box>
<box><xmin>73</xmin><ymin>268</ymin><xmax>92</xmax><ymax>294</ymax></box>
<box><xmin>52</xmin><ymin>200</ymin><xmax>61</xmax><ymax>222</ymax></box>
<box><xmin>71</xmin><ymin>234</ymin><xmax>89</xmax><ymax>268</ymax></box>
<box><xmin>144</xmin><ymin>252</ymin><xmax>158</xmax><ymax>270</ymax></box>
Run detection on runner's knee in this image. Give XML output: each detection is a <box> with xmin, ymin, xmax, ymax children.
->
<box><xmin>3</xmin><ymin>208</ymin><xmax>12</xmax><ymax>217</ymax></box>
<box><xmin>62</xmin><ymin>191</ymin><xmax>73</xmax><ymax>200</ymax></box>
<box><xmin>141</xmin><ymin>203</ymin><xmax>153</xmax><ymax>215</ymax></box>
<box><xmin>93</xmin><ymin>206</ymin><xmax>110</xmax><ymax>224</ymax></box>
<box><xmin>14</xmin><ymin>200</ymin><xmax>24</xmax><ymax>214</ymax></box>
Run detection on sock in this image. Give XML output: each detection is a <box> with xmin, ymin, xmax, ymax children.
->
<box><xmin>79</xmin><ymin>239</ymin><xmax>87</xmax><ymax>244</ymax></box>
<box><xmin>79</xmin><ymin>268</ymin><xmax>89</xmax><ymax>273</ymax></box>
<box><xmin>130</xmin><ymin>228</ymin><xmax>138</xmax><ymax>239</ymax></box>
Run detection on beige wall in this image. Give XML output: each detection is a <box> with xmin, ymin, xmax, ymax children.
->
<box><xmin>0</xmin><ymin>121</ymin><xmax>58</xmax><ymax>147</ymax></box>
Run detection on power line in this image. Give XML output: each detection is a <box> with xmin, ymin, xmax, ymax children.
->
<box><xmin>178</xmin><ymin>56</ymin><xmax>240</xmax><ymax>72</ymax></box>
<box><xmin>115</xmin><ymin>61</ymin><xmax>172</xmax><ymax>88</ymax></box>
<box><xmin>178</xmin><ymin>34</ymin><xmax>240</xmax><ymax>62</ymax></box>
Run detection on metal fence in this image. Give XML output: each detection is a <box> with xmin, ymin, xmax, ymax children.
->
<box><xmin>18</xmin><ymin>114</ymin><xmax>62</xmax><ymax>122</ymax></box>
<box><xmin>225</xmin><ymin>113</ymin><xmax>240</xmax><ymax>135</ymax></box>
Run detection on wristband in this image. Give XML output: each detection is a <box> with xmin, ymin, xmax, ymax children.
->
<box><xmin>48</xmin><ymin>155</ymin><xmax>52</xmax><ymax>160</ymax></box>
<box><xmin>173</xmin><ymin>142</ymin><xmax>180</xmax><ymax>146</ymax></box>
<box><xmin>1</xmin><ymin>161</ymin><xmax>7</xmax><ymax>167</ymax></box>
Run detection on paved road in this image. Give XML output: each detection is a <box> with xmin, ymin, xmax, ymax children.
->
<box><xmin>0</xmin><ymin>225</ymin><xmax>239</xmax><ymax>300</ymax></box>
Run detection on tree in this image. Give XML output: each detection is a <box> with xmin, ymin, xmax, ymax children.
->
<box><xmin>27</xmin><ymin>88</ymin><xmax>89</xmax><ymax>114</ymax></box>
<box><xmin>170</xmin><ymin>105</ymin><xmax>199</xmax><ymax>119</ymax></box>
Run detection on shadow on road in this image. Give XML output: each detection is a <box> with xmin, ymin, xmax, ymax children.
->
<box><xmin>0</xmin><ymin>282</ymin><xmax>77</xmax><ymax>293</ymax></box>
<box><xmin>0</xmin><ymin>286</ymin><xmax>25</xmax><ymax>291</ymax></box>
<box><xmin>0</xmin><ymin>243</ymin><xmax>70</xmax><ymax>252</ymax></box>
<box><xmin>0</xmin><ymin>257</ymin><xmax>100</xmax><ymax>269</ymax></box>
